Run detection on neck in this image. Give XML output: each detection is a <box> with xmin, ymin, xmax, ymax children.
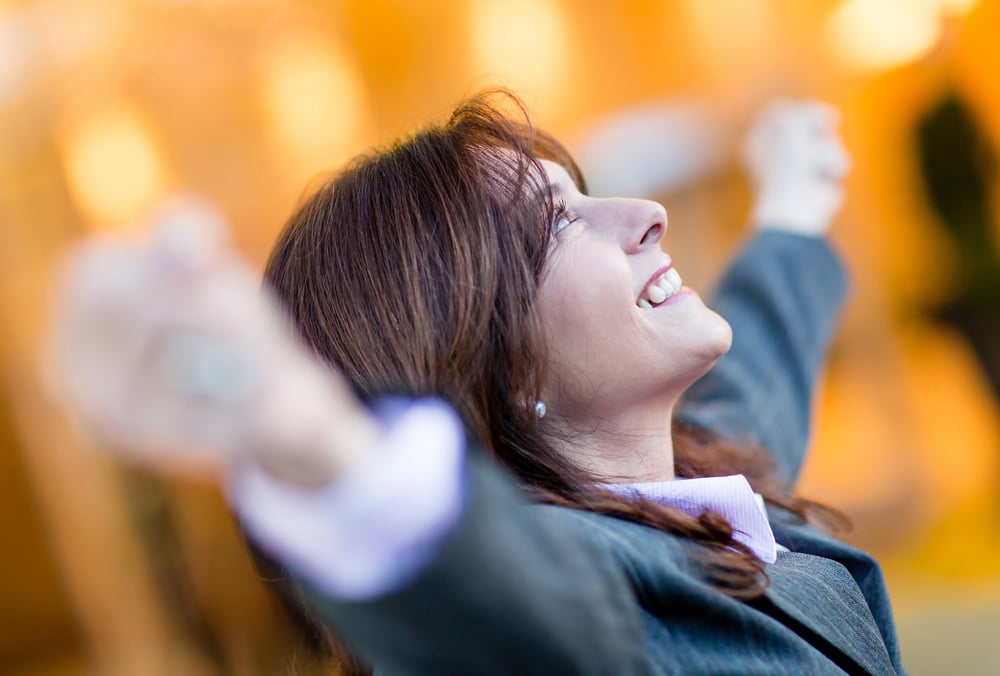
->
<box><xmin>550</xmin><ymin>399</ymin><xmax>677</xmax><ymax>483</ymax></box>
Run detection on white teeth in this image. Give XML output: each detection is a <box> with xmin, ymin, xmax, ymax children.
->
<box><xmin>637</xmin><ymin>266</ymin><xmax>685</xmax><ymax>309</ymax></box>
<box><xmin>647</xmin><ymin>284</ymin><xmax>667</xmax><ymax>304</ymax></box>
<box><xmin>666</xmin><ymin>268</ymin><xmax>682</xmax><ymax>290</ymax></box>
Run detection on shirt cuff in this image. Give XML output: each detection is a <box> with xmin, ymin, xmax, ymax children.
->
<box><xmin>228</xmin><ymin>398</ymin><xmax>467</xmax><ymax>601</ymax></box>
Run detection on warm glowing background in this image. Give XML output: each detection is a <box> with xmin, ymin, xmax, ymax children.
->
<box><xmin>2</xmin><ymin>1</ymin><xmax>999</xmax><ymax>674</ymax></box>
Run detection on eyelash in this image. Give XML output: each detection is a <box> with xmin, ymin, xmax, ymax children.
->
<box><xmin>551</xmin><ymin>200</ymin><xmax>580</xmax><ymax>236</ymax></box>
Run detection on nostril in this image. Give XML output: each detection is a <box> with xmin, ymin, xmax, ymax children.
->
<box><xmin>639</xmin><ymin>223</ymin><xmax>663</xmax><ymax>247</ymax></box>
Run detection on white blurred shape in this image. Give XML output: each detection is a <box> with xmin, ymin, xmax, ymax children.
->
<box><xmin>572</xmin><ymin>102</ymin><xmax>726</xmax><ymax>199</ymax></box>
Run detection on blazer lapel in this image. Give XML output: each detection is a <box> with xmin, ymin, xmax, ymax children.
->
<box><xmin>761</xmin><ymin>552</ymin><xmax>896</xmax><ymax>675</ymax></box>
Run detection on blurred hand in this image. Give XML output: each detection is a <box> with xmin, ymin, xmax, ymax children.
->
<box><xmin>46</xmin><ymin>200</ymin><xmax>380</xmax><ymax>488</ymax></box>
<box><xmin>743</xmin><ymin>100</ymin><xmax>850</xmax><ymax>236</ymax></box>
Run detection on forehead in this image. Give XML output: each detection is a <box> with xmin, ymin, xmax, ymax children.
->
<box><xmin>480</xmin><ymin>148</ymin><xmax>579</xmax><ymax>203</ymax></box>
<box><xmin>538</xmin><ymin>159</ymin><xmax>576</xmax><ymax>193</ymax></box>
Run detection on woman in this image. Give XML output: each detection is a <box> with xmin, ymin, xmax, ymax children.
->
<box><xmin>50</xmin><ymin>91</ymin><xmax>903</xmax><ymax>674</ymax></box>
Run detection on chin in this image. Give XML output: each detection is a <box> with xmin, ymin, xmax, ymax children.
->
<box><xmin>701</xmin><ymin>311</ymin><xmax>733</xmax><ymax>359</ymax></box>
<box><xmin>684</xmin><ymin>318</ymin><xmax>732</xmax><ymax>386</ymax></box>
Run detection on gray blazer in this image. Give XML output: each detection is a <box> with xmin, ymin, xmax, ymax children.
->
<box><xmin>297</xmin><ymin>233</ymin><xmax>905</xmax><ymax>675</ymax></box>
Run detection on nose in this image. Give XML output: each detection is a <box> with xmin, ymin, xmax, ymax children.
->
<box><xmin>614</xmin><ymin>198</ymin><xmax>667</xmax><ymax>254</ymax></box>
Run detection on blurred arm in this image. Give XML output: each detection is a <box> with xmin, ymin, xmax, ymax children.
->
<box><xmin>677</xmin><ymin>231</ymin><xmax>847</xmax><ymax>485</ymax></box>
<box><xmin>677</xmin><ymin>101</ymin><xmax>851</xmax><ymax>484</ymax></box>
<box><xmin>48</xmin><ymin>203</ymin><xmax>649</xmax><ymax>674</ymax></box>
<box><xmin>571</xmin><ymin>101</ymin><xmax>728</xmax><ymax>198</ymax></box>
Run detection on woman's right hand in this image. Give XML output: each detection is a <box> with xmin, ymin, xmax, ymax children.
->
<box><xmin>46</xmin><ymin>200</ymin><xmax>381</xmax><ymax>488</ymax></box>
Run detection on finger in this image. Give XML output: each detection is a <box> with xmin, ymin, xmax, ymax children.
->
<box><xmin>781</xmin><ymin>103</ymin><xmax>849</xmax><ymax>177</ymax></box>
<box><xmin>90</xmin><ymin>410</ymin><xmax>230</xmax><ymax>475</ymax></box>
<box><xmin>821</xmin><ymin>139</ymin><xmax>852</xmax><ymax>179</ymax></box>
<box><xmin>48</xmin><ymin>240</ymin><xmax>156</xmax><ymax>406</ymax></box>
<box><xmin>148</xmin><ymin>198</ymin><xmax>230</xmax><ymax>282</ymax></box>
<box><xmin>797</xmin><ymin>101</ymin><xmax>840</xmax><ymax>128</ymax></box>
<box><xmin>58</xmin><ymin>237</ymin><xmax>148</xmax><ymax>312</ymax></box>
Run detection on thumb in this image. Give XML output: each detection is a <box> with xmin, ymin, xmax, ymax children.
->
<box><xmin>148</xmin><ymin>197</ymin><xmax>230</xmax><ymax>282</ymax></box>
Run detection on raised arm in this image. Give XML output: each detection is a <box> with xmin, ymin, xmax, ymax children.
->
<box><xmin>46</xmin><ymin>203</ymin><xmax>650</xmax><ymax>674</ymax></box>
<box><xmin>46</xmin><ymin>201</ymin><xmax>381</xmax><ymax>488</ymax></box>
<box><xmin>677</xmin><ymin>101</ymin><xmax>851</xmax><ymax>485</ymax></box>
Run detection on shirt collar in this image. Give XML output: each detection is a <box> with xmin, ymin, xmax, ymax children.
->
<box><xmin>601</xmin><ymin>474</ymin><xmax>778</xmax><ymax>564</ymax></box>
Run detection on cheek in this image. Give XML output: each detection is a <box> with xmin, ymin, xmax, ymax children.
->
<box><xmin>536</xmin><ymin>251</ymin><xmax>642</xmax><ymax>395</ymax></box>
<box><xmin>537</xmin><ymin>253</ymin><xmax>635</xmax><ymax>348</ymax></box>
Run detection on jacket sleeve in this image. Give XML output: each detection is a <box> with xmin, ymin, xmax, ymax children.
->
<box><xmin>293</xmin><ymin>451</ymin><xmax>652</xmax><ymax>675</ymax></box>
<box><xmin>676</xmin><ymin>231</ymin><xmax>848</xmax><ymax>485</ymax></box>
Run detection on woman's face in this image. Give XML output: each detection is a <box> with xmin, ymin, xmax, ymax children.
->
<box><xmin>535</xmin><ymin>159</ymin><xmax>732</xmax><ymax>422</ymax></box>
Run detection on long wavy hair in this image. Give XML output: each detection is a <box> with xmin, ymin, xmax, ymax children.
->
<box><xmin>261</xmin><ymin>90</ymin><xmax>841</xmax><ymax>669</ymax></box>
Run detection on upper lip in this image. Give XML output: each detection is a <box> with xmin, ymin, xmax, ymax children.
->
<box><xmin>639</xmin><ymin>260</ymin><xmax>674</xmax><ymax>301</ymax></box>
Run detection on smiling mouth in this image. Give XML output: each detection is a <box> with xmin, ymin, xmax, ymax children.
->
<box><xmin>637</xmin><ymin>266</ymin><xmax>684</xmax><ymax>309</ymax></box>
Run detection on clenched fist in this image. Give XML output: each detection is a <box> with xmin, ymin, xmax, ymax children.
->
<box><xmin>744</xmin><ymin>100</ymin><xmax>851</xmax><ymax>236</ymax></box>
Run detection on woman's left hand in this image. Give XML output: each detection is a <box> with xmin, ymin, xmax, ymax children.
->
<box><xmin>743</xmin><ymin>99</ymin><xmax>851</xmax><ymax>236</ymax></box>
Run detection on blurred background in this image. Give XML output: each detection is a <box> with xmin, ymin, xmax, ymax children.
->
<box><xmin>1</xmin><ymin>0</ymin><xmax>999</xmax><ymax>674</ymax></box>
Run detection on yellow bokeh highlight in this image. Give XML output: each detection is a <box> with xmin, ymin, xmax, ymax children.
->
<box><xmin>940</xmin><ymin>0</ymin><xmax>981</xmax><ymax>15</ymax></box>
<box><xmin>468</xmin><ymin>0</ymin><xmax>569</xmax><ymax>116</ymax></box>
<box><xmin>680</xmin><ymin>0</ymin><xmax>780</xmax><ymax>80</ymax></box>
<box><xmin>827</xmin><ymin>0</ymin><xmax>941</xmax><ymax>72</ymax></box>
<box><xmin>259</xmin><ymin>33</ymin><xmax>369</xmax><ymax>171</ymax></box>
<box><xmin>60</xmin><ymin>101</ymin><xmax>169</xmax><ymax>228</ymax></box>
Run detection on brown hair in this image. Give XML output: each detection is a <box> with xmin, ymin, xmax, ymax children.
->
<box><xmin>263</xmin><ymin>91</ymin><xmax>839</xmax><ymax>610</ymax></box>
